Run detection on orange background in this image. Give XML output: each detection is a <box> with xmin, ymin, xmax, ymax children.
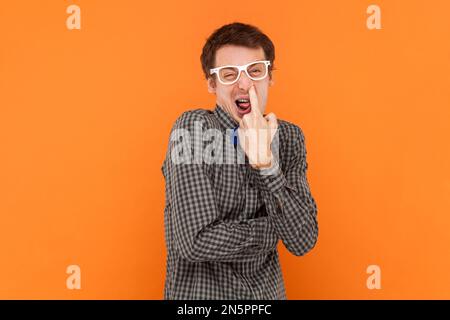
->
<box><xmin>1</xmin><ymin>0</ymin><xmax>449</xmax><ymax>299</ymax></box>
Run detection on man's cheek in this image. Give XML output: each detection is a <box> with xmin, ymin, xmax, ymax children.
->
<box><xmin>216</xmin><ymin>92</ymin><xmax>227</xmax><ymax>104</ymax></box>
<box><xmin>219</xmin><ymin>92</ymin><xmax>233</xmax><ymax>105</ymax></box>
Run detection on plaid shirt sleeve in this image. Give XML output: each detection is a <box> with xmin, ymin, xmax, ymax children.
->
<box><xmin>164</xmin><ymin>111</ymin><xmax>279</xmax><ymax>263</ymax></box>
<box><xmin>252</xmin><ymin>124</ymin><xmax>319</xmax><ymax>256</ymax></box>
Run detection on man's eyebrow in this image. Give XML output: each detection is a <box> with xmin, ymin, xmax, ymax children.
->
<box><xmin>218</xmin><ymin>60</ymin><xmax>266</xmax><ymax>68</ymax></box>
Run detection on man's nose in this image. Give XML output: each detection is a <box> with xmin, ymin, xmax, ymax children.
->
<box><xmin>237</xmin><ymin>70</ymin><xmax>253</xmax><ymax>90</ymax></box>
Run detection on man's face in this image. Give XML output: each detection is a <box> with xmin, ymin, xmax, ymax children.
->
<box><xmin>208</xmin><ymin>45</ymin><xmax>274</xmax><ymax>123</ymax></box>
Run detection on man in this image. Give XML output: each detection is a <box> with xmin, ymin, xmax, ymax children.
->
<box><xmin>161</xmin><ymin>22</ymin><xmax>318</xmax><ymax>299</ymax></box>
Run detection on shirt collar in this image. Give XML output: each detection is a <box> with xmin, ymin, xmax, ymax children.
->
<box><xmin>214</xmin><ymin>104</ymin><xmax>239</xmax><ymax>130</ymax></box>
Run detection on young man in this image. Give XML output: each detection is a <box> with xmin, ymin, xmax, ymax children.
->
<box><xmin>161</xmin><ymin>22</ymin><xmax>318</xmax><ymax>299</ymax></box>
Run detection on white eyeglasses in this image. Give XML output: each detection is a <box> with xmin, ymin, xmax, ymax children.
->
<box><xmin>210</xmin><ymin>60</ymin><xmax>271</xmax><ymax>85</ymax></box>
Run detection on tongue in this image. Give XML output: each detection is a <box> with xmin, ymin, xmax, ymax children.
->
<box><xmin>238</xmin><ymin>102</ymin><xmax>250</xmax><ymax>108</ymax></box>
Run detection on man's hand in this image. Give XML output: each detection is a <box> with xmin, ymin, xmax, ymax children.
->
<box><xmin>238</xmin><ymin>85</ymin><xmax>278</xmax><ymax>169</ymax></box>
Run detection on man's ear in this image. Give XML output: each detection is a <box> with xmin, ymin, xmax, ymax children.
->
<box><xmin>269</xmin><ymin>75</ymin><xmax>275</xmax><ymax>87</ymax></box>
<box><xmin>207</xmin><ymin>78</ymin><xmax>216</xmax><ymax>94</ymax></box>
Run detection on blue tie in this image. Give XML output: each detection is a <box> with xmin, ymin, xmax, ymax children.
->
<box><xmin>231</xmin><ymin>127</ymin><xmax>239</xmax><ymax>147</ymax></box>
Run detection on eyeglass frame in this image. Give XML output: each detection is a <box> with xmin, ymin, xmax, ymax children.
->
<box><xmin>209</xmin><ymin>60</ymin><xmax>271</xmax><ymax>85</ymax></box>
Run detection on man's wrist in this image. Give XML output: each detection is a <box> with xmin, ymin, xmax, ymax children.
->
<box><xmin>252</xmin><ymin>161</ymin><xmax>274</xmax><ymax>170</ymax></box>
<box><xmin>251</xmin><ymin>154</ymin><xmax>275</xmax><ymax>170</ymax></box>
<box><xmin>250</xmin><ymin>158</ymin><xmax>286</xmax><ymax>193</ymax></box>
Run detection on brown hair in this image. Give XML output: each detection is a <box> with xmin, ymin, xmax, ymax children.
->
<box><xmin>200</xmin><ymin>22</ymin><xmax>275</xmax><ymax>80</ymax></box>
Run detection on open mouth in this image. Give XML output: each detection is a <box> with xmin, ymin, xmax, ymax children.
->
<box><xmin>235</xmin><ymin>98</ymin><xmax>251</xmax><ymax>114</ymax></box>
